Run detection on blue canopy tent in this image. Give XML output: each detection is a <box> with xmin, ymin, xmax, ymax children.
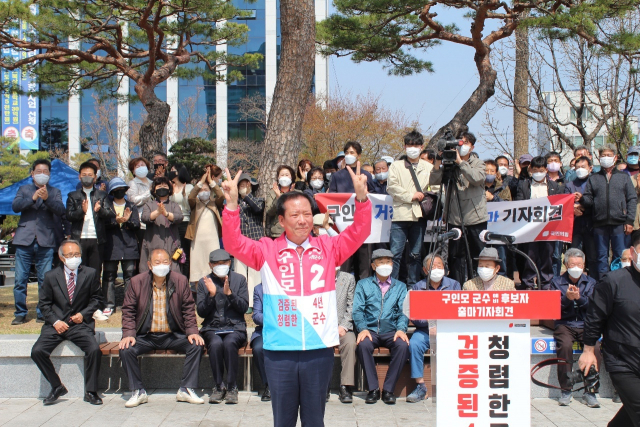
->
<box><xmin>0</xmin><ymin>159</ymin><xmax>80</xmax><ymax>215</ymax></box>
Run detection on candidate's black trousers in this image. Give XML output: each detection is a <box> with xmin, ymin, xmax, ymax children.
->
<box><xmin>356</xmin><ymin>331</ymin><xmax>409</xmax><ymax>393</ymax></box>
<box><xmin>265</xmin><ymin>347</ymin><xmax>334</xmax><ymax>427</ymax></box>
<box><xmin>31</xmin><ymin>323</ymin><xmax>101</xmax><ymax>392</ymax></box>
<box><xmin>608</xmin><ymin>371</ymin><xmax>640</xmax><ymax>427</ymax></box>
<box><xmin>119</xmin><ymin>332</ymin><xmax>203</xmax><ymax>391</ymax></box>
<box><xmin>201</xmin><ymin>330</ymin><xmax>246</xmax><ymax>388</ymax></box>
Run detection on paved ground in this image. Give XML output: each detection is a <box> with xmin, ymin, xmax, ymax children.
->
<box><xmin>0</xmin><ymin>390</ymin><xmax>622</xmax><ymax>427</ymax></box>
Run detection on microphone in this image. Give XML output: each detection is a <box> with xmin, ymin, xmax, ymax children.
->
<box><xmin>437</xmin><ymin>228</ymin><xmax>462</xmax><ymax>242</ymax></box>
<box><xmin>479</xmin><ymin>230</ymin><xmax>516</xmax><ymax>244</ymax></box>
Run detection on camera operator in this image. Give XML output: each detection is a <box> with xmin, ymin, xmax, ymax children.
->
<box><xmin>579</xmin><ymin>232</ymin><xmax>640</xmax><ymax>426</ymax></box>
<box><xmin>429</xmin><ymin>132</ymin><xmax>488</xmax><ymax>284</ymax></box>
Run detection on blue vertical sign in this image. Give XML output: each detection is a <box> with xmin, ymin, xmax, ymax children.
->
<box><xmin>1</xmin><ymin>5</ymin><xmax>39</xmax><ymax>150</ymax></box>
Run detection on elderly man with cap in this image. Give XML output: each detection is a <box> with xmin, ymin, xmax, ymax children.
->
<box><xmin>462</xmin><ymin>248</ymin><xmax>515</xmax><ymax>290</ymax></box>
<box><xmin>353</xmin><ymin>249</ymin><xmax>410</xmax><ymax>404</ymax></box>
<box><xmin>101</xmin><ymin>177</ymin><xmax>140</xmax><ymax>318</ymax></box>
<box><xmin>196</xmin><ymin>249</ymin><xmax>249</xmax><ymax>404</ymax></box>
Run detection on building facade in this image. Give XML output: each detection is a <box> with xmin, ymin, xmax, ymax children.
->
<box><xmin>37</xmin><ymin>0</ymin><xmax>329</xmax><ymax>172</ymax></box>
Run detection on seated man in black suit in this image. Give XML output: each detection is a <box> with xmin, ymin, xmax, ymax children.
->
<box><xmin>30</xmin><ymin>239</ymin><xmax>104</xmax><ymax>405</ymax></box>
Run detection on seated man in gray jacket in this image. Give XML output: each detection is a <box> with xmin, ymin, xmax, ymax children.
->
<box><xmin>197</xmin><ymin>249</ymin><xmax>249</xmax><ymax>405</ymax></box>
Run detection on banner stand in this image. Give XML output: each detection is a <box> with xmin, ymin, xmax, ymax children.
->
<box><xmin>410</xmin><ymin>290</ymin><xmax>560</xmax><ymax>426</ymax></box>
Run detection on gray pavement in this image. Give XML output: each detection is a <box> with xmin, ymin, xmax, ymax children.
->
<box><xmin>0</xmin><ymin>390</ymin><xmax>623</xmax><ymax>427</ymax></box>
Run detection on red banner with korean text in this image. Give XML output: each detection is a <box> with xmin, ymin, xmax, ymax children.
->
<box><xmin>486</xmin><ymin>194</ymin><xmax>574</xmax><ymax>244</ymax></box>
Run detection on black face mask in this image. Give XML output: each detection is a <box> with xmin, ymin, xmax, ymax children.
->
<box><xmin>155</xmin><ymin>188</ymin><xmax>170</xmax><ymax>198</ymax></box>
<box><xmin>112</xmin><ymin>189</ymin><xmax>127</xmax><ymax>199</ymax></box>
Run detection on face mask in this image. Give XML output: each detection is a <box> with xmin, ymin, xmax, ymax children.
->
<box><xmin>405</xmin><ymin>147</ymin><xmax>421</xmax><ymax>159</ymax></box>
<box><xmin>239</xmin><ymin>187</ymin><xmax>251</xmax><ymax>197</ymax></box>
<box><xmin>375</xmin><ymin>264</ymin><xmax>393</xmax><ymax>277</ymax></box>
<box><xmin>600</xmin><ymin>156</ymin><xmax>615</xmax><ymax>169</ymax></box>
<box><xmin>429</xmin><ymin>268</ymin><xmax>445</xmax><ymax>283</ymax></box>
<box><xmin>575</xmin><ymin>168</ymin><xmax>589</xmax><ymax>179</ymax></box>
<box><xmin>33</xmin><ymin>173</ymin><xmax>50</xmax><ymax>186</ymax></box>
<box><xmin>64</xmin><ymin>256</ymin><xmax>82</xmax><ymax>271</ymax></box>
<box><xmin>325</xmin><ymin>172</ymin><xmax>332</xmax><ymax>180</ymax></box>
<box><xmin>375</xmin><ymin>172</ymin><xmax>389</xmax><ymax>182</ymax></box>
<box><xmin>498</xmin><ymin>166</ymin><xmax>509</xmax><ymax>176</ymax></box>
<box><xmin>134</xmin><ymin>166</ymin><xmax>148</xmax><ymax>178</ymax></box>
<box><xmin>317</xmin><ymin>228</ymin><xmax>328</xmax><ymax>236</ymax></box>
<box><xmin>547</xmin><ymin>162</ymin><xmax>561</xmax><ymax>173</ymax></box>
<box><xmin>278</xmin><ymin>176</ymin><xmax>292</xmax><ymax>187</ymax></box>
<box><xmin>96</xmin><ymin>169</ymin><xmax>102</xmax><ymax>179</ymax></box>
<box><xmin>310</xmin><ymin>179</ymin><xmax>324</xmax><ymax>190</ymax></box>
<box><xmin>485</xmin><ymin>174</ymin><xmax>496</xmax><ymax>183</ymax></box>
<box><xmin>198</xmin><ymin>191</ymin><xmax>210</xmax><ymax>201</ymax></box>
<box><xmin>621</xmin><ymin>261</ymin><xmax>631</xmax><ymax>268</ymax></box>
<box><xmin>532</xmin><ymin>172</ymin><xmax>547</xmax><ymax>182</ymax></box>
<box><xmin>628</xmin><ymin>155</ymin><xmax>639</xmax><ymax>165</ymax></box>
<box><xmin>344</xmin><ymin>155</ymin><xmax>357</xmax><ymax>166</ymax></box>
<box><xmin>567</xmin><ymin>267</ymin><xmax>583</xmax><ymax>279</ymax></box>
<box><xmin>213</xmin><ymin>264</ymin><xmax>230</xmax><ymax>277</ymax></box>
<box><xmin>302</xmin><ymin>171</ymin><xmax>308</xmax><ymax>180</ymax></box>
<box><xmin>81</xmin><ymin>176</ymin><xmax>95</xmax><ymax>188</ymax></box>
<box><xmin>477</xmin><ymin>267</ymin><xmax>496</xmax><ymax>282</ymax></box>
<box><xmin>459</xmin><ymin>145</ymin><xmax>471</xmax><ymax>157</ymax></box>
<box><xmin>152</xmin><ymin>264</ymin><xmax>171</xmax><ymax>277</ymax></box>
<box><xmin>155</xmin><ymin>188</ymin><xmax>170</xmax><ymax>198</ymax></box>
<box><xmin>112</xmin><ymin>189</ymin><xmax>127</xmax><ymax>199</ymax></box>
<box><xmin>634</xmin><ymin>248</ymin><xmax>640</xmax><ymax>270</ymax></box>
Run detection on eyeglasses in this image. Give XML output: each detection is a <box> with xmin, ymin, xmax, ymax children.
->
<box><xmin>63</xmin><ymin>253</ymin><xmax>81</xmax><ymax>258</ymax></box>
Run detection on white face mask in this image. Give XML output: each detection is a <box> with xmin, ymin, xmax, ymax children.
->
<box><xmin>134</xmin><ymin>166</ymin><xmax>148</xmax><ymax>178</ymax></box>
<box><xmin>575</xmin><ymin>168</ymin><xmax>589</xmax><ymax>179</ymax></box>
<box><xmin>459</xmin><ymin>145</ymin><xmax>471</xmax><ymax>157</ymax></box>
<box><xmin>33</xmin><ymin>173</ymin><xmax>50</xmax><ymax>186</ymax></box>
<box><xmin>633</xmin><ymin>248</ymin><xmax>640</xmax><ymax>271</ymax></box>
<box><xmin>317</xmin><ymin>228</ymin><xmax>328</xmax><ymax>236</ymax></box>
<box><xmin>310</xmin><ymin>179</ymin><xmax>324</xmax><ymax>190</ymax></box>
<box><xmin>64</xmin><ymin>256</ymin><xmax>82</xmax><ymax>270</ymax></box>
<box><xmin>96</xmin><ymin>169</ymin><xmax>102</xmax><ymax>179</ymax></box>
<box><xmin>477</xmin><ymin>267</ymin><xmax>496</xmax><ymax>282</ymax></box>
<box><xmin>567</xmin><ymin>267</ymin><xmax>583</xmax><ymax>279</ymax></box>
<box><xmin>429</xmin><ymin>268</ymin><xmax>445</xmax><ymax>283</ymax></box>
<box><xmin>239</xmin><ymin>187</ymin><xmax>251</xmax><ymax>197</ymax></box>
<box><xmin>278</xmin><ymin>176</ymin><xmax>292</xmax><ymax>187</ymax></box>
<box><xmin>213</xmin><ymin>264</ymin><xmax>230</xmax><ymax>277</ymax></box>
<box><xmin>532</xmin><ymin>172</ymin><xmax>547</xmax><ymax>182</ymax></box>
<box><xmin>375</xmin><ymin>264</ymin><xmax>393</xmax><ymax>278</ymax></box>
<box><xmin>344</xmin><ymin>155</ymin><xmax>357</xmax><ymax>166</ymax></box>
<box><xmin>325</xmin><ymin>172</ymin><xmax>332</xmax><ymax>180</ymax></box>
<box><xmin>622</xmin><ymin>261</ymin><xmax>631</xmax><ymax>268</ymax></box>
<box><xmin>547</xmin><ymin>162</ymin><xmax>561</xmax><ymax>173</ymax></box>
<box><xmin>498</xmin><ymin>166</ymin><xmax>509</xmax><ymax>176</ymax></box>
<box><xmin>406</xmin><ymin>147</ymin><xmax>421</xmax><ymax>159</ymax></box>
<box><xmin>600</xmin><ymin>156</ymin><xmax>615</xmax><ymax>169</ymax></box>
<box><xmin>152</xmin><ymin>264</ymin><xmax>171</xmax><ymax>278</ymax></box>
<box><xmin>375</xmin><ymin>172</ymin><xmax>389</xmax><ymax>182</ymax></box>
<box><xmin>198</xmin><ymin>191</ymin><xmax>210</xmax><ymax>201</ymax></box>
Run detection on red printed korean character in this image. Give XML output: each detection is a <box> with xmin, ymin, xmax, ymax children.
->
<box><xmin>284</xmin><ymin>314</ymin><xmax>290</xmax><ymax>327</ymax></box>
<box><xmin>457</xmin><ymin>394</ymin><xmax>478</xmax><ymax>418</ymax></box>
<box><xmin>458</xmin><ymin>335</ymin><xmax>478</xmax><ymax>359</ymax></box>
<box><xmin>278</xmin><ymin>314</ymin><xmax>284</xmax><ymax>327</ymax></box>
<box><xmin>458</xmin><ymin>364</ymin><xmax>479</xmax><ymax>388</ymax></box>
<box><xmin>312</xmin><ymin>312</ymin><xmax>319</xmax><ymax>325</ymax></box>
<box><xmin>291</xmin><ymin>299</ymin><xmax>297</xmax><ymax>311</ymax></box>
<box><xmin>284</xmin><ymin>299</ymin><xmax>290</xmax><ymax>312</ymax></box>
<box><xmin>291</xmin><ymin>314</ymin><xmax>298</xmax><ymax>327</ymax></box>
<box><xmin>278</xmin><ymin>299</ymin><xmax>284</xmax><ymax>312</ymax></box>
<box><xmin>319</xmin><ymin>312</ymin><xmax>326</xmax><ymax>324</ymax></box>
<box><xmin>313</xmin><ymin>296</ymin><xmax>323</xmax><ymax>309</ymax></box>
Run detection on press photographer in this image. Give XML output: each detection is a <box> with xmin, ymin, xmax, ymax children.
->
<box><xmin>429</xmin><ymin>131</ymin><xmax>488</xmax><ymax>283</ymax></box>
<box><xmin>579</xmin><ymin>232</ymin><xmax>640</xmax><ymax>427</ymax></box>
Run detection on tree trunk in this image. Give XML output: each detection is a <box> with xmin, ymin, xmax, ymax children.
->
<box><xmin>428</xmin><ymin>49</ymin><xmax>497</xmax><ymax>145</ymax></box>
<box><xmin>135</xmin><ymin>82</ymin><xmax>170</xmax><ymax>160</ymax></box>
<box><xmin>257</xmin><ymin>0</ymin><xmax>315</xmax><ymax>197</ymax></box>
<box><xmin>513</xmin><ymin>13</ymin><xmax>530</xmax><ymax>160</ymax></box>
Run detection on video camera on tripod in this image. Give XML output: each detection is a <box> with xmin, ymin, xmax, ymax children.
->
<box><xmin>435</xmin><ymin>129</ymin><xmax>462</xmax><ymax>166</ymax></box>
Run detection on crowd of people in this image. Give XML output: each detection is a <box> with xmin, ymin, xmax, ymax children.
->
<box><xmin>7</xmin><ymin>130</ymin><xmax>640</xmax><ymax>427</ymax></box>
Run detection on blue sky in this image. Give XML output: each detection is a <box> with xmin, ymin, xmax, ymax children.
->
<box><xmin>326</xmin><ymin>4</ymin><xmax>513</xmax><ymax>160</ymax></box>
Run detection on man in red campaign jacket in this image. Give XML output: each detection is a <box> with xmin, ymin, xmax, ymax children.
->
<box><xmin>221</xmin><ymin>164</ymin><xmax>371</xmax><ymax>427</ymax></box>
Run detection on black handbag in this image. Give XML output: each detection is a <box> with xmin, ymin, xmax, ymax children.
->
<box><xmin>407</xmin><ymin>162</ymin><xmax>440</xmax><ymax>220</ymax></box>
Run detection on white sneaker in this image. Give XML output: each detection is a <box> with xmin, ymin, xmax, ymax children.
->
<box><xmin>93</xmin><ymin>310</ymin><xmax>108</xmax><ymax>321</ymax></box>
<box><xmin>125</xmin><ymin>390</ymin><xmax>148</xmax><ymax>408</ymax></box>
<box><xmin>102</xmin><ymin>308</ymin><xmax>113</xmax><ymax>318</ymax></box>
<box><xmin>176</xmin><ymin>388</ymin><xmax>204</xmax><ymax>404</ymax></box>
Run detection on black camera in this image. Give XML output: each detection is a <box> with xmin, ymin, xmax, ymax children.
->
<box><xmin>436</xmin><ymin>129</ymin><xmax>460</xmax><ymax>166</ymax></box>
<box><xmin>566</xmin><ymin>365</ymin><xmax>600</xmax><ymax>394</ymax></box>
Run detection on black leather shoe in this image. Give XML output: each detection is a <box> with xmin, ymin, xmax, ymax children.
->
<box><xmin>365</xmin><ymin>389</ymin><xmax>380</xmax><ymax>404</ymax></box>
<box><xmin>261</xmin><ymin>385</ymin><xmax>271</xmax><ymax>402</ymax></box>
<box><xmin>338</xmin><ymin>385</ymin><xmax>353</xmax><ymax>404</ymax></box>
<box><xmin>84</xmin><ymin>392</ymin><xmax>103</xmax><ymax>405</ymax></box>
<box><xmin>43</xmin><ymin>385</ymin><xmax>68</xmax><ymax>405</ymax></box>
<box><xmin>381</xmin><ymin>390</ymin><xmax>396</xmax><ymax>404</ymax></box>
<box><xmin>11</xmin><ymin>316</ymin><xmax>26</xmax><ymax>325</ymax></box>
